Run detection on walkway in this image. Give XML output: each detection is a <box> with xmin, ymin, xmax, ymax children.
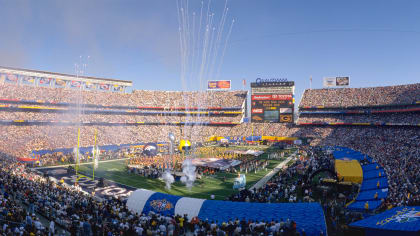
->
<box><xmin>248</xmin><ymin>154</ymin><xmax>295</xmax><ymax>190</ymax></box>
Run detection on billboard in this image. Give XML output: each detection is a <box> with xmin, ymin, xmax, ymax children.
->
<box><xmin>55</xmin><ymin>79</ymin><xmax>67</xmax><ymax>88</ymax></box>
<box><xmin>323</xmin><ymin>77</ymin><xmax>350</xmax><ymax>87</ymax></box>
<box><xmin>207</xmin><ymin>80</ymin><xmax>231</xmax><ymax>90</ymax></box>
<box><xmin>336</xmin><ymin>77</ymin><xmax>349</xmax><ymax>86</ymax></box>
<box><xmin>251</xmin><ymin>94</ymin><xmax>292</xmax><ymax>101</ymax></box>
<box><xmin>20</xmin><ymin>75</ymin><xmax>35</xmax><ymax>85</ymax></box>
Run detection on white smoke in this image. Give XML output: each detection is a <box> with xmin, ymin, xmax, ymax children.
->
<box><xmin>180</xmin><ymin>159</ymin><xmax>196</xmax><ymax>190</ymax></box>
<box><xmin>73</xmin><ymin>147</ymin><xmax>81</xmax><ymax>165</ymax></box>
<box><xmin>162</xmin><ymin>170</ymin><xmax>175</xmax><ymax>189</ymax></box>
<box><xmin>92</xmin><ymin>145</ymin><xmax>99</xmax><ymax>169</ymax></box>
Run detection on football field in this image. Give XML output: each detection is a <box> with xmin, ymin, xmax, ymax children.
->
<box><xmin>77</xmin><ymin>152</ymin><xmax>290</xmax><ymax>200</ymax></box>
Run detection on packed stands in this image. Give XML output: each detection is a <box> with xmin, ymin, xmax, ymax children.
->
<box><xmin>298</xmin><ymin>83</ymin><xmax>420</xmax><ymax>127</ymax></box>
<box><xmin>1</xmin><ymin>155</ymin><xmax>319</xmax><ymax>235</ymax></box>
<box><xmin>296</xmin><ymin>84</ymin><xmax>420</xmax><ymax>209</ymax></box>
<box><xmin>0</xmin><ymin>83</ymin><xmax>247</xmax><ymax>109</ymax></box>
<box><xmin>299</xmin><ymin>83</ymin><xmax>420</xmax><ymax>108</ymax></box>
<box><xmin>0</xmin><ymin>67</ymin><xmax>419</xmax><ymax>235</ymax></box>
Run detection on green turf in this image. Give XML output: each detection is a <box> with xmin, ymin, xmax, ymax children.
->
<box><xmin>77</xmin><ymin>155</ymin><xmax>287</xmax><ymax>200</ymax></box>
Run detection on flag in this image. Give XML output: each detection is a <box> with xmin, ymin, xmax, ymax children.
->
<box><xmin>113</xmin><ymin>85</ymin><xmax>123</xmax><ymax>92</ymax></box>
<box><xmin>39</xmin><ymin>77</ymin><xmax>51</xmax><ymax>85</ymax></box>
<box><xmin>21</xmin><ymin>76</ymin><xmax>35</xmax><ymax>84</ymax></box>
<box><xmin>85</xmin><ymin>82</ymin><xmax>96</xmax><ymax>90</ymax></box>
<box><xmin>242</xmin><ymin>79</ymin><xmax>246</xmax><ymax>86</ymax></box>
<box><xmin>100</xmin><ymin>84</ymin><xmax>110</xmax><ymax>90</ymax></box>
<box><xmin>70</xmin><ymin>81</ymin><xmax>81</xmax><ymax>88</ymax></box>
<box><xmin>55</xmin><ymin>79</ymin><xmax>66</xmax><ymax>87</ymax></box>
<box><xmin>5</xmin><ymin>74</ymin><xmax>18</xmax><ymax>83</ymax></box>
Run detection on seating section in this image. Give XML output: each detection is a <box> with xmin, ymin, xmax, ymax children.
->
<box><xmin>297</xmin><ymin>83</ymin><xmax>420</xmax><ymax>127</ymax></box>
<box><xmin>299</xmin><ymin>83</ymin><xmax>420</xmax><ymax>108</ymax></box>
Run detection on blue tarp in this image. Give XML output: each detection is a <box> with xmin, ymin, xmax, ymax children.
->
<box><xmin>198</xmin><ymin>201</ymin><xmax>327</xmax><ymax>235</ymax></box>
<box><xmin>333</xmin><ymin>151</ymin><xmax>373</xmax><ymax>162</ymax></box>
<box><xmin>356</xmin><ymin>189</ymin><xmax>388</xmax><ymax>201</ymax></box>
<box><xmin>361</xmin><ymin>177</ymin><xmax>389</xmax><ymax>191</ymax></box>
<box><xmin>347</xmin><ymin>200</ymin><xmax>383</xmax><ymax>211</ymax></box>
<box><xmin>142</xmin><ymin>192</ymin><xmax>182</xmax><ymax>216</ymax></box>
<box><xmin>362</xmin><ymin>163</ymin><xmax>381</xmax><ymax>172</ymax></box>
<box><xmin>350</xmin><ymin>206</ymin><xmax>420</xmax><ymax>236</ymax></box>
<box><xmin>363</xmin><ymin>169</ymin><xmax>386</xmax><ymax>180</ymax></box>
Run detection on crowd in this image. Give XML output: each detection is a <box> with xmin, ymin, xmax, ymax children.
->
<box><xmin>299</xmin><ymin>83</ymin><xmax>420</xmax><ymax>108</ymax></box>
<box><xmin>0</xmin><ymin>83</ymin><xmax>247</xmax><ymax>108</ymax></box>
<box><xmin>0</xmin><ymin>153</ymin><xmax>308</xmax><ymax>236</ymax></box>
<box><xmin>298</xmin><ymin>112</ymin><xmax>420</xmax><ymax>125</ymax></box>
<box><xmin>0</xmin><ymin>111</ymin><xmax>242</xmax><ymax>124</ymax></box>
<box><xmin>0</xmin><ymin>80</ymin><xmax>418</xmax><ymax>235</ymax></box>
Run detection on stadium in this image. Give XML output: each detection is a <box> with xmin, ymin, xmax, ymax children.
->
<box><xmin>1</xmin><ymin>1</ymin><xmax>420</xmax><ymax>236</ymax></box>
<box><xmin>0</xmin><ymin>65</ymin><xmax>419</xmax><ymax>235</ymax></box>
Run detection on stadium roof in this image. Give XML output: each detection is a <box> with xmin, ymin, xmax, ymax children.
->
<box><xmin>0</xmin><ymin>66</ymin><xmax>132</xmax><ymax>86</ymax></box>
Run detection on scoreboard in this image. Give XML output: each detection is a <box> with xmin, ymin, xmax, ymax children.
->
<box><xmin>250</xmin><ymin>81</ymin><xmax>294</xmax><ymax>123</ymax></box>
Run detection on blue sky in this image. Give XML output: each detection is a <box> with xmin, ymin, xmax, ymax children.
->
<box><xmin>0</xmin><ymin>0</ymin><xmax>419</xmax><ymax>104</ymax></box>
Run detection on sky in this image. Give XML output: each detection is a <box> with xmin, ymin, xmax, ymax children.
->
<box><xmin>0</xmin><ymin>0</ymin><xmax>419</xmax><ymax>105</ymax></box>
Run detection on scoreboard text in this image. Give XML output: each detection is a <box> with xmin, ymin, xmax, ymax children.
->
<box><xmin>250</xmin><ymin>81</ymin><xmax>294</xmax><ymax>123</ymax></box>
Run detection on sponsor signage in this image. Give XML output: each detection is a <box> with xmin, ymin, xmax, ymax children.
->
<box><xmin>207</xmin><ymin>80</ymin><xmax>231</xmax><ymax>90</ymax></box>
<box><xmin>251</xmin><ymin>81</ymin><xmax>294</xmax><ymax>87</ymax></box>
<box><xmin>336</xmin><ymin>77</ymin><xmax>349</xmax><ymax>86</ymax></box>
<box><xmin>255</xmin><ymin>78</ymin><xmax>288</xmax><ymax>83</ymax></box>
<box><xmin>280</xmin><ymin>108</ymin><xmax>293</xmax><ymax>113</ymax></box>
<box><xmin>323</xmin><ymin>78</ymin><xmax>336</xmax><ymax>87</ymax></box>
<box><xmin>280</xmin><ymin>114</ymin><xmax>293</xmax><ymax>122</ymax></box>
<box><xmin>323</xmin><ymin>77</ymin><xmax>350</xmax><ymax>87</ymax></box>
<box><xmin>251</xmin><ymin>108</ymin><xmax>264</xmax><ymax>114</ymax></box>
<box><xmin>252</xmin><ymin>94</ymin><xmax>292</xmax><ymax>101</ymax></box>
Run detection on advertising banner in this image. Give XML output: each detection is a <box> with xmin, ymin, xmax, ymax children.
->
<box><xmin>251</xmin><ymin>94</ymin><xmax>292</xmax><ymax>101</ymax></box>
<box><xmin>20</xmin><ymin>75</ymin><xmax>35</xmax><ymax>85</ymax></box>
<box><xmin>280</xmin><ymin>114</ymin><xmax>293</xmax><ymax>123</ymax></box>
<box><xmin>5</xmin><ymin>74</ymin><xmax>18</xmax><ymax>84</ymax></box>
<box><xmin>251</xmin><ymin>108</ymin><xmax>264</xmax><ymax>114</ymax></box>
<box><xmin>336</xmin><ymin>77</ymin><xmax>349</xmax><ymax>86</ymax></box>
<box><xmin>324</xmin><ymin>77</ymin><xmax>350</xmax><ymax>87</ymax></box>
<box><xmin>207</xmin><ymin>80</ymin><xmax>231</xmax><ymax>90</ymax></box>
<box><xmin>323</xmin><ymin>77</ymin><xmax>336</xmax><ymax>87</ymax></box>
<box><xmin>55</xmin><ymin>79</ymin><xmax>67</xmax><ymax>88</ymax></box>
<box><xmin>279</xmin><ymin>108</ymin><xmax>293</xmax><ymax>113</ymax></box>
